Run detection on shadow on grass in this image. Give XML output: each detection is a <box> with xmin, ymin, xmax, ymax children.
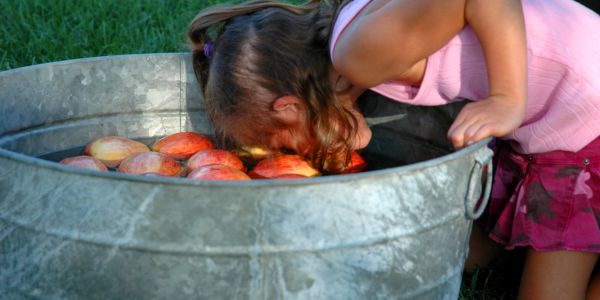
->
<box><xmin>459</xmin><ymin>249</ymin><xmax>526</xmax><ymax>300</ymax></box>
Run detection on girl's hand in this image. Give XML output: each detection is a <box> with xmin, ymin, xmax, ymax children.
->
<box><xmin>447</xmin><ymin>95</ymin><xmax>526</xmax><ymax>149</ymax></box>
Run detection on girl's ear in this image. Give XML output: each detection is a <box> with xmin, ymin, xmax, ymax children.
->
<box><xmin>272</xmin><ymin>95</ymin><xmax>305</xmax><ymax>124</ymax></box>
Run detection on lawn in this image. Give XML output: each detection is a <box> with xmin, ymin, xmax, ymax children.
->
<box><xmin>1</xmin><ymin>0</ymin><xmax>301</xmax><ymax>71</ymax></box>
<box><xmin>0</xmin><ymin>0</ymin><xmax>517</xmax><ymax>298</ymax></box>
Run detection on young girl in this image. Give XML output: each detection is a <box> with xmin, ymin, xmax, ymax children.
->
<box><xmin>188</xmin><ymin>0</ymin><xmax>600</xmax><ymax>298</ymax></box>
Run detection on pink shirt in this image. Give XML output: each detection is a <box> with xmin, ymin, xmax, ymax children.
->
<box><xmin>330</xmin><ymin>0</ymin><xmax>600</xmax><ymax>154</ymax></box>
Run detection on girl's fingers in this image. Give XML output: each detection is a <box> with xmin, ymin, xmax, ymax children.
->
<box><xmin>447</xmin><ymin>121</ymin><xmax>468</xmax><ymax>148</ymax></box>
<box><xmin>462</xmin><ymin>122</ymin><xmax>484</xmax><ymax>145</ymax></box>
<box><xmin>449</xmin><ymin>119</ymin><xmax>493</xmax><ymax>149</ymax></box>
<box><xmin>448</xmin><ymin>115</ymin><xmax>479</xmax><ymax>149</ymax></box>
<box><xmin>466</xmin><ymin>123</ymin><xmax>493</xmax><ymax>146</ymax></box>
<box><xmin>448</xmin><ymin>103</ymin><xmax>481</xmax><ymax>147</ymax></box>
<box><xmin>448</xmin><ymin>108</ymin><xmax>470</xmax><ymax>134</ymax></box>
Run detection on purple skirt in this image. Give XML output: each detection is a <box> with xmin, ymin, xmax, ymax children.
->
<box><xmin>482</xmin><ymin>137</ymin><xmax>600</xmax><ymax>252</ymax></box>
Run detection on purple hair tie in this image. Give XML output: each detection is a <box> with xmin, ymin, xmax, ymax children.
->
<box><xmin>203</xmin><ymin>41</ymin><xmax>214</xmax><ymax>58</ymax></box>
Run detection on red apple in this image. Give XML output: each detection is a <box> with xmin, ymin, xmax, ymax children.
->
<box><xmin>59</xmin><ymin>155</ymin><xmax>108</xmax><ymax>171</ymax></box>
<box><xmin>151</xmin><ymin>131</ymin><xmax>214</xmax><ymax>160</ymax></box>
<box><xmin>322</xmin><ymin>151</ymin><xmax>368</xmax><ymax>174</ymax></box>
<box><xmin>187</xmin><ymin>149</ymin><xmax>246</xmax><ymax>172</ymax></box>
<box><xmin>187</xmin><ymin>164</ymin><xmax>251</xmax><ymax>181</ymax></box>
<box><xmin>248</xmin><ymin>155</ymin><xmax>320</xmax><ymax>179</ymax></box>
<box><xmin>333</xmin><ymin>151</ymin><xmax>367</xmax><ymax>174</ymax></box>
<box><xmin>117</xmin><ymin>152</ymin><xmax>183</xmax><ymax>177</ymax></box>
<box><xmin>84</xmin><ymin>136</ymin><xmax>150</xmax><ymax>168</ymax></box>
<box><xmin>232</xmin><ymin>145</ymin><xmax>284</xmax><ymax>164</ymax></box>
<box><xmin>272</xmin><ymin>173</ymin><xmax>308</xmax><ymax>179</ymax></box>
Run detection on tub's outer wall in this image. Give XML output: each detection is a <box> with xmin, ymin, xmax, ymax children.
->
<box><xmin>0</xmin><ymin>154</ymin><xmax>472</xmax><ymax>300</ymax></box>
<box><xmin>0</xmin><ymin>53</ymin><xmax>208</xmax><ymax>156</ymax></box>
<box><xmin>0</xmin><ymin>154</ymin><xmax>468</xmax><ymax>299</ymax></box>
<box><xmin>0</xmin><ymin>54</ymin><xmax>180</xmax><ymax>134</ymax></box>
<box><xmin>0</xmin><ymin>54</ymin><xmax>489</xmax><ymax>300</ymax></box>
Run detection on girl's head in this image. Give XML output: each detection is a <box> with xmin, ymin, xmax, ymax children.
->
<box><xmin>187</xmin><ymin>0</ymin><xmax>360</xmax><ymax>172</ymax></box>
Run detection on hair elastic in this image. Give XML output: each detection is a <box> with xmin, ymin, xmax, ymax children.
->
<box><xmin>203</xmin><ymin>41</ymin><xmax>214</xmax><ymax>58</ymax></box>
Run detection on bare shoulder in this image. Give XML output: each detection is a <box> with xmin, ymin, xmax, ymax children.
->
<box><xmin>332</xmin><ymin>0</ymin><xmax>466</xmax><ymax>87</ymax></box>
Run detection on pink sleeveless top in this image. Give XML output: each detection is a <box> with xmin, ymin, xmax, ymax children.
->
<box><xmin>330</xmin><ymin>0</ymin><xmax>600</xmax><ymax>154</ymax></box>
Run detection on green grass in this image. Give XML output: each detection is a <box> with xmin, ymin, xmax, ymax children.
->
<box><xmin>460</xmin><ymin>268</ymin><xmax>516</xmax><ymax>300</ymax></box>
<box><xmin>0</xmin><ymin>0</ymin><xmax>304</xmax><ymax>71</ymax></box>
<box><xmin>1</xmin><ymin>0</ymin><xmax>517</xmax><ymax>298</ymax></box>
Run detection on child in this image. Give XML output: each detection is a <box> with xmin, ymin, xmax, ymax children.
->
<box><xmin>188</xmin><ymin>0</ymin><xmax>600</xmax><ymax>297</ymax></box>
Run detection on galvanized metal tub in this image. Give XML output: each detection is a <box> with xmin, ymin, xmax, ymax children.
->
<box><xmin>0</xmin><ymin>53</ymin><xmax>492</xmax><ymax>300</ymax></box>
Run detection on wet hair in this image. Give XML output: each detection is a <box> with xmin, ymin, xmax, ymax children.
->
<box><xmin>187</xmin><ymin>0</ymin><xmax>356</xmax><ymax>171</ymax></box>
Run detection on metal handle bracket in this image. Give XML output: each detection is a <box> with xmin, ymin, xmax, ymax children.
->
<box><xmin>465</xmin><ymin>148</ymin><xmax>494</xmax><ymax>220</ymax></box>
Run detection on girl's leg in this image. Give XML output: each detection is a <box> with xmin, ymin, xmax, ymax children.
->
<box><xmin>517</xmin><ymin>248</ymin><xmax>598</xmax><ymax>300</ymax></box>
<box><xmin>464</xmin><ymin>223</ymin><xmax>504</xmax><ymax>271</ymax></box>
<box><xmin>586</xmin><ymin>266</ymin><xmax>600</xmax><ymax>300</ymax></box>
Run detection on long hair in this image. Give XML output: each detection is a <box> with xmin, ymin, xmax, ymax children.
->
<box><xmin>187</xmin><ymin>0</ymin><xmax>355</xmax><ymax>172</ymax></box>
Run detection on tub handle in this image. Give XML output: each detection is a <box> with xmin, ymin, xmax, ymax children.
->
<box><xmin>465</xmin><ymin>148</ymin><xmax>494</xmax><ymax>220</ymax></box>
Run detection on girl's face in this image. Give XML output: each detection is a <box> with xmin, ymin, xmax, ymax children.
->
<box><xmin>334</xmin><ymin>74</ymin><xmax>372</xmax><ymax>150</ymax></box>
<box><xmin>267</xmin><ymin>85</ymin><xmax>372</xmax><ymax>154</ymax></box>
<box><xmin>350</xmin><ymin>108</ymin><xmax>372</xmax><ymax>150</ymax></box>
<box><xmin>266</xmin><ymin>117</ymin><xmax>370</xmax><ymax>164</ymax></box>
<box><xmin>267</xmin><ymin>128</ymin><xmax>314</xmax><ymax>156</ymax></box>
<box><xmin>265</xmin><ymin>71</ymin><xmax>371</xmax><ymax>155</ymax></box>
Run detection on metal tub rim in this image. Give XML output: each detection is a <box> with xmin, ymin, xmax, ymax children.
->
<box><xmin>0</xmin><ymin>52</ymin><xmax>187</xmax><ymax>77</ymax></box>
<box><xmin>0</xmin><ymin>52</ymin><xmax>492</xmax><ymax>188</ymax></box>
<box><xmin>0</xmin><ymin>138</ymin><xmax>491</xmax><ymax>187</ymax></box>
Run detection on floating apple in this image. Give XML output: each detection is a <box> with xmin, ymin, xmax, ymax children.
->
<box><xmin>117</xmin><ymin>152</ymin><xmax>183</xmax><ymax>177</ymax></box>
<box><xmin>272</xmin><ymin>173</ymin><xmax>308</xmax><ymax>179</ymax></box>
<box><xmin>59</xmin><ymin>155</ymin><xmax>108</xmax><ymax>171</ymax></box>
<box><xmin>187</xmin><ymin>164</ymin><xmax>251</xmax><ymax>181</ymax></box>
<box><xmin>84</xmin><ymin>136</ymin><xmax>150</xmax><ymax>168</ymax></box>
<box><xmin>187</xmin><ymin>149</ymin><xmax>246</xmax><ymax>172</ymax></box>
<box><xmin>327</xmin><ymin>151</ymin><xmax>367</xmax><ymax>174</ymax></box>
<box><xmin>248</xmin><ymin>155</ymin><xmax>320</xmax><ymax>179</ymax></box>
<box><xmin>232</xmin><ymin>145</ymin><xmax>284</xmax><ymax>164</ymax></box>
<box><xmin>140</xmin><ymin>172</ymin><xmax>165</xmax><ymax>177</ymax></box>
<box><xmin>151</xmin><ymin>131</ymin><xmax>214</xmax><ymax>160</ymax></box>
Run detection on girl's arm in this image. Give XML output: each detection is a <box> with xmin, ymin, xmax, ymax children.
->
<box><xmin>333</xmin><ymin>0</ymin><xmax>527</xmax><ymax>149</ymax></box>
<box><xmin>448</xmin><ymin>0</ymin><xmax>527</xmax><ymax>148</ymax></box>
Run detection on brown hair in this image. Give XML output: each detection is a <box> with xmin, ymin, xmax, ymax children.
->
<box><xmin>187</xmin><ymin>0</ymin><xmax>355</xmax><ymax>172</ymax></box>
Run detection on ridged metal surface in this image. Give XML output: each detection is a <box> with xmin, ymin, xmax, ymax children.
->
<box><xmin>0</xmin><ymin>53</ymin><xmax>492</xmax><ymax>300</ymax></box>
